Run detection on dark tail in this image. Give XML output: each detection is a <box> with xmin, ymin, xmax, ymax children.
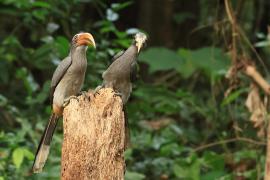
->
<box><xmin>32</xmin><ymin>113</ymin><xmax>59</xmax><ymax>173</ymax></box>
<box><xmin>123</xmin><ymin>106</ymin><xmax>130</xmax><ymax>149</ymax></box>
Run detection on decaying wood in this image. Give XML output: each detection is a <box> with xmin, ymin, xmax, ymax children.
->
<box><xmin>61</xmin><ymin>88</ymin><xmax>125</xmax><ymax>180</ymax></box>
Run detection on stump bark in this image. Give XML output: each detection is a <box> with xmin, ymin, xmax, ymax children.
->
<box><xmin>61</xmin><ymin>88</ymin><xmax>125</xmax><ymax>180</ymax></box>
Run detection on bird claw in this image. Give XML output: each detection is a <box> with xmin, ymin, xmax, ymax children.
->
<box><xmin>113</xmin><ymin>92</ymin><xmax>123</xmax><ymax>98</ymax></box>
<box><xmin>63</xmin><ymin>95</ymin><xmax>79</xmax><ymax>107</ymax></box>
<box><xmin>78</xmin><ymin>91</ymin><xmax>88</xmax><ymax>97</ymax></box>
<box><xmin>94</xmin><ymin>85</ymin><xmax>103</xmax><ymax>97</ymax></box>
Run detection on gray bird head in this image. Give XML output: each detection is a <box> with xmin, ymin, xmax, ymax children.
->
<box><xmin>134</xmin><ymin>32</ymin><xmax>147</xmax><ymax>53</ymax></box>
<box><xmin>71</xmin><ymin>32</ymin><xmax>96</xmax><ymax>49</ymax></box>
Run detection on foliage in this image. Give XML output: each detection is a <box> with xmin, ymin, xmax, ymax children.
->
<box><xmin>0</xmin><ymin>0</ymin><xmax>269</xmax><ymax>180</ymax></box>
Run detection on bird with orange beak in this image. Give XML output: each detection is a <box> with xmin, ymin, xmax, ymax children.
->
<box><xmin>32</xmin><ymin>32</ymin><xmax>96</xmax><ymax>173</ymax></box>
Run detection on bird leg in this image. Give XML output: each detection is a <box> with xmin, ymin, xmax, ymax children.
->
<box><xmin>63</xmin><ymin>95</ymin><xmax>79</xmax><ymax>107</ymax></box>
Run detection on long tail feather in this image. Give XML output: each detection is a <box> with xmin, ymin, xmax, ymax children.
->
<box><xmin>32</xmin><ymin>113</ymin><xmax>59</xmax><ymax>173</ymax></box>
<box><xmin>123</xmin><ymin>106</ymin><xmax>130</xmax><ymax>149</ymax></box>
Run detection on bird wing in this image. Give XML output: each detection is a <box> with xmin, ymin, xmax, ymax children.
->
<box><xmin>111</xmin><ymin>50</ymin><xmax>125</xmax><ymax>63</ymax></box>
<box><xmin>50</xmin><ymin>56</ymin><xmax>72</xmax><ymax>103</ymax></box>
<box><xmin>102</xmin><ymin>50</ymin><xmax>125</xmax><ymax>79</ymax></box>
<box><xmin>130</xmin><ymin>61</ymin><xmax>138</xmax><ymax>83</ymax></box>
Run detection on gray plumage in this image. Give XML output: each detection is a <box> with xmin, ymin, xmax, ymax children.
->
<box><xmin>102</xmin><ymin>45</ymin><xmax>137</xmax><ymax>104</ymax></box>
<box><xmin>100</xmin><ymin>33</ymin><xmax>147</xmax><ymax>149</ymax></box>
<box><xmin>102</xmin><ymin>32</ymin><xmax>147</xmax><ymax>104</ymax></box>
<box><xmin>111</xmin><ymin>50</ymin><xmax>125</xmax><ymax>62</ymax></box>
<box><xmin>32</xmin><ymin>33</ymin><xmax>95</xmax><ymax>173</ymax></box>
<box><xmin>50</xmin><ymin>56</ymin><xmax>72</xmax><ymax>103</ymax></box>
<box><xmin>52</xmin><ymin>46</ymin><xmax>88</xmax><ymax>109</ymax></box>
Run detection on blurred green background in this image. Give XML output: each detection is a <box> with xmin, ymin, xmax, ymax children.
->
<box><xmin>1</xmin><ymin>0</ymin><xmax>270</xmax><ymax>179</ymax></box>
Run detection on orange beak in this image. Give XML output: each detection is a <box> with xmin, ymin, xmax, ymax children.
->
<box><xmin>76</xmin><ymin>33</ymin><xmax>96</xmax><ymax>48</ymax></box>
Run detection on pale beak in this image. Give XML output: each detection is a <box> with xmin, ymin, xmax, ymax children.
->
<box><xmin>136</xmin><ymin>42</ymin><xmax>142</xmax><ymax>53</ymax></box>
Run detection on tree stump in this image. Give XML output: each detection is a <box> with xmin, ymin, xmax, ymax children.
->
<box><xmin>61</xmin><ymin>88</ymin><xmax>126</xmax><ymax>180</ymax></box>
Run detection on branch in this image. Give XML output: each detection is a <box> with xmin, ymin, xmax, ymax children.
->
<box><xmin>193</xmin><ymin>137</ymin><xmax>266</xmax><ymax>152</ymax></box>
<box><xmin>244</xmin><ymin>65</ymin><xmax>270</xmax><ymax>95</ymax></box>
<box><xmin>225</xmin><ymin>0</ymin><xmax>238</xmax><ymax>63</ymax></box>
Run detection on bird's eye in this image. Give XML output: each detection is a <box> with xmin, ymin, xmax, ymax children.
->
<box><xmin>72</xmin><ymin>35</ymin><xmax>79</xmax><ymax>42</ymax></box>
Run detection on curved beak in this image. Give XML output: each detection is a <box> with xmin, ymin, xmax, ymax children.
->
<box><xmin>136</xmin><ymin>43</ymin><xmax>142</xmax><ymax>53</ymax></box>
<box><xmin>77</xmin><ymin>33</ymin><xmax>96</xmax><ymax>48</ymax></box>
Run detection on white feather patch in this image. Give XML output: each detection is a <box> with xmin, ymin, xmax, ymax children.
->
<box><xmin>32</xmin><ymin>145</ymin><xmax>50</xmax><ymax>173</ymax></box>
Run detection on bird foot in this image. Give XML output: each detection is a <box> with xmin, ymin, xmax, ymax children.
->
<box><xmin>94</xmin><ymin>85</ymin><xmax>104</xmax><ymax>97</ymax></box>
<box><xmin>113</xmin><ymin>92</ymin><xmax>123</xmax><ymax>98</ymax></box>
<box><xmin>78</xmin><ymin>91</ymin><xmax>88</xmax><ymax>97</ymax></box>
<box><xmin>63</xmin><ymin>95</ymin><xmax>79</xmax><ymax>107</ymax></box>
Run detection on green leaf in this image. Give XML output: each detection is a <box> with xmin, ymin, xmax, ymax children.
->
<box><xmin>23</xmin><ymin>148</ymin><xmax>34</xmax><ymax>160</ymax></box>
<box><xmin>0</xmin><ymin>94</ymin><xmax>8</xmax><ymax>106</ymax></box>
<box><xmin>31</xmin><ymin>1</ymin><xmax>51</xmax><ymax>8</ymax></box>
<box><xmin>139</xmin><ymin>47</ymin><xmax>183</xmax><ymax>73</ymax></box>
<box><xmin>140</xmin><ymin>47</ymin><xmax>229</xmax><ymax>79</ymax></box>
<box><xmin>234</xmin><ymin>150</ymin><xmax>257</xmax><ymax>163</ymax></box>
<box><xmin>55</xmin><ymin>36</ymin><xmax>70</xmax><ymax>58</ymax></box>
<box><xmin>111</xmin><ymin>1</ymin><xmax>133</xmax><ymax>11</ymax></box>
<box><xmin>173</xmin><ymin>155</ymin><xmax>201</xmax><ymax>180</ymax></box>
<box><xmin>203</xmin><ymin>151</ymin><xmax>224</xmax><ymax>170</ymax></box>
<box><xmin>256</xmin><ymin>32</ymin><xmax>266</xmax><ymax>39</ymax></box>
<box><xmin>189</xmin><ymin>160</ymin><xmax>200</xmax><ymax>180</ymax></box>
<box><xmin>124</xmin><ymin>148</ymin><xmax>133</xmax><ymax>160</ymax></box>
<box><xmin>32</xmin><ymin>44</ymin><xmax>54</xmax><ymax>69</ymax></box>
<box><xmin>2</xmin><ymin>36</ymin><xmax>21</xmax><ymax>46</ymax></box>
<box><xmin>32</xmin><ymin>9</ymin><xmax>48</xmax><ymax>21</ymax></box>
<box><xmin>125</xmin><ymin>171</ymin><xmax>145</xmax><ymax>180</ymax></box>
<box><xmin>254</xmin><ymin>40</ymin><xmax>270</xmax><ymax>47</ymax></box>
<box><xmin>28</xmin><ymin>80</ymin><xmax>50</xmax><ymax>105</ymax></box>
<box><xmin>160</xmin><ymin>143</ymin><xmax>181</xmax><ymax>156</ymax></box>
<box><xmin>173</xmin><ymin>164</ymin><xmax>187</xmax><ymax>178</ymax></box>
<box><xmin>177</xmin><ymin>48</ymin><xmax>197</xmax><ymax>78</ymax></box>
<box><xmin>12</xmin><ymin>148</ymin><xmax>24</xmax><ymax>169</ymax></box>
<box><xmin>178</xmin><ymin>47</ymin><xmax>230</xmax><ymax>79</ymax></box>
<box><xmin>221</xmin><ymin>88</ymin><xmax>248</xmax><ymax>106</ymax></box>
<box><xmin>201</xmin><ymin>171</ymin><xmax>226</xmax><ymax>180</ymax></box>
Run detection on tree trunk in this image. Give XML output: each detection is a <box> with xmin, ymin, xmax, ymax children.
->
<box><xmin>61</xmin><ymin>88</ymin><xmax>126</xmax><ymax>180</ymax></box>
<box><xmin>138</xmin><ymin>0</ymin><xmax>173</xmax><ymax>48</ymax></box>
